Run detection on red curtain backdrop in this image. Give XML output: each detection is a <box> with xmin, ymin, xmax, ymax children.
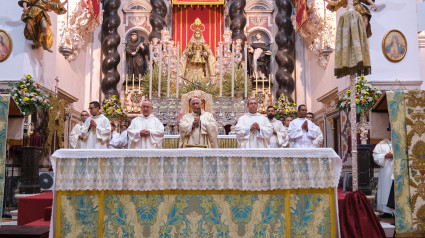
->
<box><xmin>172</xmin><ymin>0</ymin><xmax>224</xmax><ymax>5</ymax></box>
<box><xmin>173</xmin><ymin>6</ymin><xmax>224</xmax><ymax>55</ymax></box>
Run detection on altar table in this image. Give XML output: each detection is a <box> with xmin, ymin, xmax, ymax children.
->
<box><xmin>50</xmin><ymin>148</ymin><xmax>342</xmax><ymax>237</ymax></box>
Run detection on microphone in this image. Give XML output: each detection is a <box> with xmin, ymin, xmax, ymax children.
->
<box><xmin>197</xmin><ymin>108</ymin><xmax>202</xmax><ymax>117</ymax></box>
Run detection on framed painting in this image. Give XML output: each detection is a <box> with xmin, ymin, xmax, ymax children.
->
<box><xmin>0</xmin><ymin>29</ymin><xmax>12</xmax><ymax>62</ymax></box>
<box><xmin>382</xmin><ymin>30</ymin><xmax>407</xmax><ymax>63</ymax></box>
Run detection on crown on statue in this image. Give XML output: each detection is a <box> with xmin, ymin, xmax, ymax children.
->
<box><xmin>190</xmin><ymin>18</ymin><xmax>206</xmax><ymax>32</ymax></box>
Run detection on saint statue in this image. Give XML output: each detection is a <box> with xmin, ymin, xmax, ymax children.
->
<box><xmin>18</xmin><ymin>0</ymin><xmax>68</xmax><ymax>52</ymax></box>
<box><xmin>248</xmin><ymin>33</ymin><xmax>272</xmax><ymax>80</ymax></box>
<box><xmin>179</xmin><ymin>18</ymin><xmax>216</xmax><ymax>83</ymax></box>
<box><xmin>325</xmin><ymin>0</ymin><xmax>377</xmax><ymax>38</ymax></box>
<box><xmin>126</xmin><ymin>32</ymin><xmax>148</xmax><ymax>78</ymax></box>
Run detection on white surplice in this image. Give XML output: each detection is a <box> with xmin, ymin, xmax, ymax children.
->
<box><xmin>108</xmin><ymin>131</ymin><xmax>122</xmax><ymax>149</ymax></box>
<box><xmin>120</xmin><ymin>130</ymin><xmax>128</xmax><ymax>149</ymax></box>
<box><xmin>313</xmin><ymin>126</ymin><xmax>324</xmax><ymax>148</ymax></box>
<box><xmin>69</xmin><ymin>122</ymin><xmax>87</xmax><ymax>149</ymax></box>
<box><xmin>127</xmin><ymin>114</ymin><xmax>164</xmax><ymax>149</ymax></box>
<box><xmin>234</xmin><ymin>113</ymin><xmax>273</xmax><ymax>148</ymax></box>
<box><xmin>373</xmin><ymin>138</ymin><xmax>394</xmax><ymax>214</ymax></box>
<box><xmin>179</xmin><ymin>110</ymin><xmax>218</xmax><ymax>148</ymax></box>
<box><xmin>80</xmin><ymin>114</ymin><xmax>111</xmax><ymax>149</ymax></box>
<box><xmin>288</xmin><ymin>118</ymin><xmax>320</xmax><ymax>148</ymax></box>
<box><xmin>269</xmin><ymin>118</ymin><xmax>289</xmax><ymax>148</ymax></box>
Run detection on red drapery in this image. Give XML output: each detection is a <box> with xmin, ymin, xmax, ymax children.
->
<box><xmin>172</xmin><ymin>6</ymin><xmax>224</xmax><ymax>55</ymax></box>
<box><xmin>87</xmin><ymin>0</ymin><xmax>101</xmax><ymax>21</ymax></box>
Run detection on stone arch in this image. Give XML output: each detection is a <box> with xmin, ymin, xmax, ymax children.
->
<box><xmin>247</xmin><ymin>27</ymin><xmax>273</xmax><ymax>44</ymax></box>
<box><xmin>245</xmin><ymin>0</ymin><xmax>274</xmax><ymax>13</ymax></box>
<box><xmin>124</xmin><ymin>27</ymin><xmax>150</xmax><ymax>43</ymax></box>
<box><xmin>123</xmin><ymin>0</ymin><xmax>152</xmax><ymax>13</ymax></box>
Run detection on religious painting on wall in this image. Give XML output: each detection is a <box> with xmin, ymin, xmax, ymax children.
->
<box><xmin>0</xmin><ymin>29</ymin><xmax>12</xmax><ymax>62</ymax></box>
<box><xmin>382</xmin><ymin>29</ymin><xmax>407</xmax><ymax>63</ymax></box>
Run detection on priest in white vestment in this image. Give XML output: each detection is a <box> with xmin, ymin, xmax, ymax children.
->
<box><xmin>373</xmin><ymin>138</ymin><xmax>394</xmax><ymax>216</ymax></box>
<box><xmin>179</xmin><ymin>97</ymin><xmax>219</xmax><ymax>148</ymax></box>
<box><xmin>234</xmin><ymin>98</ymin><xmax>273</xmax><ymax>148</ymax></box>
<box><xmin>266</xmin><ymin>106</ymin><xmax>288</xmax><ymax>148</ymax></box>
<box><xmin>307</xmin><ymin>112</ymin><xmax>323</xmax><ymax>148</ymax></box>
<box><xmin>108</xmin><ymin>122</ymin><xmax>122</xmax><ymax>149</ymax></box>
<box><xmin>127</xmin><ymin>100</ymin><xmax>165</xmax><ymax>149</ymax></box>
<box><xmin>80</xmin><ymin>101</ymin><xmax>111</xmax><ymax>149</ymax></box>
<box><xmin>69</xmin><ymin>110</ymin><xmax>89</xmax><ymax>149</ymax></box>
<box><xmin>288</xmin><ymin>105</ymin><xmax>321</xmax><ymax>148</ymax></box>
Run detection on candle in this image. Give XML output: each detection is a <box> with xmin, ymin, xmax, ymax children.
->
<box><xmin>262</xmin><ymin>76</ymin><xmax>265</xmax><ymax>93</ymax></box>
<box><xmin>269</xmin><ymin>74</ymin><xmax>271</xmax><ymax>94</ymax></box>
<box><xmin>158</xmin><ymin>43</ymin><xmax>162</xmax><ymax>98</ymax></box>
<box><xmin>138</xmin><ymin>74</ymin><xmax>141</xmax><ymax>94</ymax></box>
<box><xmin>176</xmin><ymin>42</ymin><xmax>180</xmax><ymax>98</ymax></box>
<box><xmin>255</xmin><ymin>75</ymin><xmax>258</xmax><ymax>93</ymax></box>
<box><xmin>244</xmin><ymin>43</ymin><xmax>247</xmax><ymax>98</ymax></box>
<box><xmin>231</xmin><ymin>43</ymin><xmax>235</xmax><ymax>97</ymax></box>
<box><xmin>219</xmin><ymin>43</ymin><xmax>223</xmax><ymax>97</ymax></box>
<box><xmin>132</xmin><ymin>74</ymin><xmax>135</xmax><ymax>90</ymax></box>
<box><xmin>149</xmin><ymin>44</ymin><xmax>153</xmax><ymax>99</ymax></box>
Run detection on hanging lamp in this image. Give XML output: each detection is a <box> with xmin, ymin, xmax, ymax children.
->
<box><xmin>319</xmin><ymin>1</ymin><xmax>334</xmax><ymax>57</ymax></box>
<box><xmin>58</xmin><ymin>0</ymin><xmax>74</xmax><ymax>59</ymax></box>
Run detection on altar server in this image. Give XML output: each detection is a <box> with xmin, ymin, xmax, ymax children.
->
<box><xmin>69</xmin><ymin>110</ymin><xmax>89</xmax><ymax>149</ymax></box>
<box><xmin>120</xmin><ymin>124</ymin><xmax>128</xmax><ymax>149</ymax></box>
<box><xmin>108</xmin><ymin>122</ymin><xmax>122</xmax><ymax>149</ymax></box>
<box><xmin>373</xmin><ymin>138</ymin><xmax>394</xmax><ymax>217</ymax></box>
<box><xmin>234</xmin><ymin>98</ymin><xmax>273</xmax><ymax>148</ymax></box>
<box><xmin>80</xmin><ymin>101</ymin><xmax>111</xmax><ymax>149</ymax></box>
<box><xmin>179</xmin><ymin>97</ymin><xmax>218</xmax><ymax>148</ymax></box>
<box><xmin>266</xmin><ymin>106</ymin><xmax>288</xmax><ymax>148</ymax></box>
<box><xmin>288</xmin><ymin>105</ymin><xmax>321</xmax><ymax>148</ymax></box>
<box><xmin>127</xmin><ymin>100</ymin><xmax>164</xmax><ymax>149</ymax></box>
<box><xmin>306</xmin><ymin>112</ymin><xmax>324</xmax><ymax>148</ymax></box>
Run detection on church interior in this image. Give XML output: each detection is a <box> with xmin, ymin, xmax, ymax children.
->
<box><xmin>0</xmin><ymin>0</ymin><xmax>425</xmax><ymax>237</ymax></box>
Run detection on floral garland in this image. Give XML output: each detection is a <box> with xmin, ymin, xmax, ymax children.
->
<box><xmin>273</xmin><ymin>94</ymin><xmax>297</xmax><ymax>119</ymax></box>
<box><xmin>9</xmin><ymin>74</ymin><xmax>50</xmax><ymax>115</ymax></box>
<box><xmin>337</xmin><ymin>75</ymin><xmax>382</xmax><ymax>113</ymax></box>
<box><xmin>101</xmin><ymin>95</ymin><xmax>126</xmax><ymax>118</ymax></box>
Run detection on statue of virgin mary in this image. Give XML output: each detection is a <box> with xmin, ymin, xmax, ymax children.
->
<box><xmin>179</xmin><ymin>18</ymin><xmax>216</xmax><ymax>84</ymax></box>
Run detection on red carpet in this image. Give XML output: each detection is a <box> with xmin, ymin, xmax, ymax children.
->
<box><xmin>18</xmin><ymin>192</ymin><xmax>53</xmax><ymax>226</ymax></box>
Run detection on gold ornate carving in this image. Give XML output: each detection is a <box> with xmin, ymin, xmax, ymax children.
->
<box><xmin>181</xmin><ymin>90</ymin><xmax>213</xmax><ymax>116</ymax></box>
<box><xmin>45</xmin><ymin>94</ymin><xmax>65</xmax><ymax>152</ymax></box>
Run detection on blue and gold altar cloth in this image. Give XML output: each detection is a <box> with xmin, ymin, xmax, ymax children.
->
<box><xmin>51</xmin><ymin>148</ymin><xmax>342</xmax><ymax>237</ymax></box>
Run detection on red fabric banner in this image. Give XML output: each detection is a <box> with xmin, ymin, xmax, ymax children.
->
<box><xmin>172</xmin><ymin>0</ymin><xmax>224</xmax><ymax>6</ymax></box>
<box><xmin>87</xmin><ymin>0</ymin><xmax>100</xmax><ymax>21</ymax></box>
<box><xmin>173</xmin><ymin>6</ymin><xmax>224</xmax><ymax>55</ymax></box>
<box><xmin>295</xmin><ymin>0</ymin><xmax>308</xmax><ymax>33</ymax></box>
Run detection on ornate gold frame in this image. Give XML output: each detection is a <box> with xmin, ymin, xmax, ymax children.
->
<box><xmin>382</xmin><ymin>29</ymin><xmax>407</xmax><ymax>63</ymax></box>
<box><xmin>0</xmin><ymin>29</ymin><xmax>12</xmax><ymax>63</ymax></box>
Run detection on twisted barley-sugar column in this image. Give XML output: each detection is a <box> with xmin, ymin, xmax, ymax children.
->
<box><xmin>275</xmin><ymin>0</ymin><xmax>295</xmax><ymax>101</ymax></box>
<box><xmin>149</xmin><ymin>0</ymin><xmax>167</xmax><ymax>41</ymax></box>
<box><xmin>101</xmin><ymin>0</ymin><xmax>121</xmax><ymax>98</ymax></box>
<box><xmin>229</xmin><ymin>0</ymin><xmax>247</xmax><ymax>44</ymax></box>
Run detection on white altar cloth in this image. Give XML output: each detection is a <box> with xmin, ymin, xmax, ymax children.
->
<box><xmin>51</xmin><ymin>148</ymin><xmax>342</xmax><ymax>191</ymax></box>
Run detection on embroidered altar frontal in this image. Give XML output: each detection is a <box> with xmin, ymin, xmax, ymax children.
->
<box><xmin>51</xmin><ymin>149</ymin><xmax>342</xmax><ymax>237</ymax></box>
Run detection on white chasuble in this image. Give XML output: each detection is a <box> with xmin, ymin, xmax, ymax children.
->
<box><xmin>69</xmin><ymin>122</ymin><xmax>87</xmax><ymax>149</ymax></box>
<box><xmin>234</xmin><ymin>113</ymin><xmax>273</xmax><ymax>148</ymax></box>
<box><xmin>179</xmin><ymin>110</ymin><xmax>218</xmax><ymax>148</ymax></box>
<box><xmin>269</xmin><ymin>118</ymin><xmax>289</xmax><ymax>148</ymax></box>
<box><xmin>373</xmin><ymin>139</ymin><xmax>394</xmax><ymax>214</ymax></box>
<box><xmin>80</xmin><ymin>114</ymin><xmax>111</xmax><ymax>149</ymax></box>
<box><xmin>287</xmin><ymin>118</ymin><xmax>320</xmax><ymax>148</ymax></box>
<box><xmin>127</xmin><ymin>115</ymin><xmax>164</xmax><ymax>149</ymax></box>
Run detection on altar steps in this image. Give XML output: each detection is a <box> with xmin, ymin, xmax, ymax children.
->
<box><xmin>17</xmin><ymin>192</ymin><xmax>53</xmax><ymax>226</ymax></box>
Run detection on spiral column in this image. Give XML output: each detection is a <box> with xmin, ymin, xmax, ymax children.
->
<box><xmin>149</xmin><ymin>0</ymin><xmax>167</xmax><ymax>41</ymax></box>
<box><xmin>229</xmin><ymin>0</ymin><xmax>246</xmax><ymax>44</ymax></box>
<box><xmin>101</xmin><ymin>0</ymin><xmax>121</xmax><ymax>98</ymax></box>
<box><xmin>275</xmin><ymin>0</ymin><xmax>295</xmax><ymax>101</ymax></box>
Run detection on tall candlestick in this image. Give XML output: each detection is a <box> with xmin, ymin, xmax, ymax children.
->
<box><xmin>176</xmin><ymin>42</ymin><xmax>180</xmax><ymax>98</ymax></box>
<box><xmin>158</xmin><ymin>43</ymin><xmax>162</xmax><ymax>98</ymax></box>
<box><xmin>244</xmin><ymin>43</ymin><xmax>247</xmax><ymax>98</ymax></box>
<box><xmin>132</xmin><ymin>74</ymin><xmax>135</xmax><ymax>90</ymax></box>
<box><xmin>149</xmin><ymin>44</ymin><xmax>153</xmax><ymax>99</ymax></box>
<box><xmin>231</xmin><ymin>43</ymin><xmax>235</xmax><ymax>97</ymax></box>
<box><xmin>138</xmin><ymin>74</ymin><xmax>141</xmax><ymax>94</ymax></box>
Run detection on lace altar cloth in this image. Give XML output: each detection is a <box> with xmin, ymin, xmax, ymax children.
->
<box><xmin>51</xmin><ymin>148</ymin><xmax>342</xmax><ymax>191</ymax></box>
